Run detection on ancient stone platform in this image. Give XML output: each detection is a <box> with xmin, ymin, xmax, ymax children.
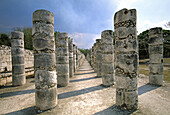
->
<box><xmin>0</xmin><ymin>60</ymin><xmax>170</xmax><ymax>115</ymax></box>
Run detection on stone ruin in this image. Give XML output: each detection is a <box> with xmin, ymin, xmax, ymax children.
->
<box><xmin>0</xmin><ymin>8</ymin><xmax>165</xmax><ymax>112</ymax></box>
<box><xmin>11</xmin><ymin>31</ymin><xmax>25</xmax><ymax>86</ymax></box>
<box><xmin>32</xmin><ymin>9</ymin><xmax>57</xmax><ymax>110</ymax></box>
<box><xmin>114</xmin><ymin>8</ymin><xmax>138</xmax><ymax>110</ymax></box>
<box><xmin>56</xmin><ymin>33</ymin><xmax>69</xmax><ymax>87</ymax></box>
<box><xmin>148</xmin><ymin>27</ymin><xmax>163</xmax><ymax>86</ymax></box>
<box><xmin>101</xmin><ymin>30</ymin><xmax>114</xmax><ymax>86</ymax></box>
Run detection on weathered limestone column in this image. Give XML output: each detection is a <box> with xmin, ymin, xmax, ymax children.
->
<box><xmin>56</xmin><ymin>33</ymin><xmax>69</xmax><ymax>87</ymax></box>
<box><xmin>148</xmin><ymin>27</ymin><xmax>163</xmax><ymax>86</ymax></box>
<box><xmin>76</xmin><ymin>46</ymin><xmax>78</xmax><ymax>69</ymax></box>
<box><xmin>11</xmin><ymin>31</ymin><xmax>25</xmax><ymax>86</ymax></box>
<box><xmin>69</xmin><ymin>39</ymin><xmax>74</xmax><ymax>78</ymax></box>
<box><xmin>114</xmin><ymin>8</ymin><xmax>138</xmax><ymax>110</ymax></box>
<box><xmin>73</xmin><ymin>44</ymin><xmax>77</xmax><ymax>73</ymax></box>
<box><xmin>32</xmin><ymin>9</ymin><xmax>57</xmax><ymax>111</ymax></box>
<box><xmin>93</xmin><ymin>43</ymin><xmax>97</xmax><ymax>72</ymax></box>
<box><xmin>96</xmin><ymin>39</ymin><xmax>102</xmax><ymax>77</ymax></box>
<box><xmin>101</xmin><ymin>30</ymin><xmax>114</xmax><ymax>86</ymax></box>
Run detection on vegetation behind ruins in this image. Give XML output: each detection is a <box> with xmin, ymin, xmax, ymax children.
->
<box><xmin>0</xmin><ymin>28</ymin><xmax>170</xmax><ymax>59</ymax></box>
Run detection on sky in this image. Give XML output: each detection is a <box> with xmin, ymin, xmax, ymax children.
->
<box><xmin>0</xmin><ymin>0</ymin><xmax>169</xmax><ymax>49</ymax></box>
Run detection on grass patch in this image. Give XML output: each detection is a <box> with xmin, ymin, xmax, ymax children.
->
<box><xmin>139</xmin><ymin>64</ymin><xmax>170</xmax><ymax>83</ymax></box>
<box><xmin>163</xmin><ymin>58</ymin><xmax>170</xmax><ymax>63</ymax></box>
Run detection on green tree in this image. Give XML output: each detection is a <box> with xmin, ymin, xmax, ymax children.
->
<box><xmin>0</xmin><ymin>33</ymin><xmax>11</xmax><ymax>46</ymax></box>
<box><xmin>79</xmin><ymin>49</ymin><xmax>90</xmax><ymax>57</ymax></box>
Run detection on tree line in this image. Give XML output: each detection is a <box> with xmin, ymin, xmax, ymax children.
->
<box><xmin>0</xmin><ymin>27</ymin><xmax>170</xmax><ymax>59</ymax></box>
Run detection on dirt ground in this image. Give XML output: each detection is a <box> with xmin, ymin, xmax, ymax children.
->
<box><xmin>0</xmin><ymin>60</ymin><xmax>170</xmax><ymax>115</ymax></box>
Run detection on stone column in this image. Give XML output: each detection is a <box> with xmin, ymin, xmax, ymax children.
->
<box><xmin>56</xmin><ymin>33</ymin><xmax>69</xmax><ymax>87</ymax></box>
<box><xmin>114</xmin><ymin>8</ymin><xmax>138</xmax><ymax>110</ymax></box>
<box><xmin>11</xmin><ymin>31</ymin><xmax>25</xmax><ymax>86</ymax></box>
<box><xmin>96</xmin><ymin>39</ymin><xmax>102</xmax><ymax>77</ymax></box>
<box><xmin>69</xmin><ymin>39</ymin><xmax>74</xmax><ymax>78</ymax></box>
<box><xmin>76</xmin><ymin>46</ymin><xmax>78</xmax><ymax>69</ymax></box>
<box><xmin>93</xmin><ymin>43</ymin><xmax>97</xmax><ymax>72</ymax></box>
<box><xmin>101</xmin><ymin>30</ymin><xmax>114</xmax><ymax>86</ymax></box>
<box><xmin>73</xmin><ymin>44</ymin><xmax>77</xmax><ymax>73</ymax></box>
<box><xmin>148</xmin><ymin>27</ymin><xmax>163</xmax><ymax>86</ymax></box>
<box><xmin>32</xmin><ymin>9</ymin><xmax>57</xmax><ymax>111</ymax></box>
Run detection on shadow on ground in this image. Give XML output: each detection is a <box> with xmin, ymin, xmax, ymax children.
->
<box><xmin>138</xmin><ymin>83</ymin><xmax>160</xmax><ymax>95</ymax></box>
<box><xmin>74</xmin><ymin>71</ymin><xmax>95</xmax><ymax>76</ymax></box>
<box><xmin>93</xmin><ymin>105</ymin><xmax>136</xmax><ymax>115</ymax></box>
<box><xmin>5</xmin><ymin>106</ymin><xmax>36</xmax><ymax>115</ymax></box>
<box><xmin>77</xmin><ymin>68</ymin><xmax>93</xmax><ymax>72</ymax></box>
<box><xmin>58</xmin><ymin>85</ymin><xmax>108</xmax><ymax>99</ymax></box>
<box><xmin>0</xmin><ymin>89</ymin><xmax>35</xmax><ymax>98</ymax></box>
<box><xmin>70</xmin><ymin>76</ymin><xmax>100</xmax><ymax>83</ymax></box>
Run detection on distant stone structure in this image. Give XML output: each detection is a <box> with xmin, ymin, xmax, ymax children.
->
<box><xmin>114</xmin><ymin>8</ymin><xmax>138</xmax><ymax>110</ymax></box>
<box><xmin>56</xmin><ymin>33</ymin><xmax>69</xmax><ymax>87</ymax></box>
<box><xmin>11</xmin><ymin>31</ymin><xmax>25</xmax><ymax>86</ymax></box>
<box><xmin>0</xmin><ymin>45</ymin><xmax>34</xmax><ymax>86</ymax></box>
<box><xmin>96</xmin><ymin>39</ymin><xmax>102</xmax><ymax>77</ymax></box>
<box><xmin>32</xmin><ymin>9</ymin><xmax>57</xmax><ymax>111</ymax></box>
<box><xmin>69</xmin><ymin>39</ymin><xmax>74</xmax><ymax>78</ymax></box>
<box><xmin>148</xmin><ymin>27</ymin><xmax>163</xmax><ymax>86</ymax></box>
<box><xmin>101</xmin><ymin>30</ymin><xmax>114</xmax><ymax>86</ymax></box>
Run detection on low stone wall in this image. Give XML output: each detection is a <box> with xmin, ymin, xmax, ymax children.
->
<box><xmin>0</xmin><ymin>45</ymin><xmax>34</xmax><ymax>86</ymax></box>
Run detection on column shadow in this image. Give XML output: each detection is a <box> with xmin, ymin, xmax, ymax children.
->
<box><xmin>138</xmin><ymin>83</ymin><xmax>160</xmax><ymax>95</ymax></box>
<box><xmin>70</xmin><ymin>76</ymin><xmax>100</xmax><ymax>83</ymax></box>
<box><xmin>58</xmin><ymin>85</ymin><xmax>108</xmax><ymax>99</ymax></box>
<box><xmin>5</xmin><ymin>106</ymin><xmax>36</xmax><ymax>115</ymax></box>
<box><xmin>0</xmin><ymin>89</ymin><xmax>35</xmax><ymax>98</ymax></box>
<box><xmin>93</xmin><ymin>105</ymin><xmax>136</xmax><ymax>115</ymax></box>
<box><xmin>74</xmin><ymin>71</ymin><xmax>95</xmax><ymax>76</ymax></box>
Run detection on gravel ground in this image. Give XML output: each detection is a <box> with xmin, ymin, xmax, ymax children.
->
<box><xmin>0</xmin><ymin>60</ymin><xmax>170</xmax><ymax>115</ymax></box>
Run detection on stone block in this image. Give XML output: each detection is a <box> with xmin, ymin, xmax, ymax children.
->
<box><xmin>149</xmin><ymin>75</ymin><xmax>163</xmax><ymax>86</ymax></box>
<box><xmin>56</xmin><ymin>64</ymin><xmax>69</xmax><ymax>74</ymax></box>
<box><xmin>149</xmin><ymin>36</ymin><xmax>163</xmax><ymax>45</ymax></box>
<box><xmin>57</xmin><ymin>73</ymin><xmax>69</xmax><ymax>86</ymax></box>
<box><xmin>35</xmin><ymin>86</ymin><xmax>57</xmax><ymax>111</ymax></box>
<box><xmin>11</xmin><ymin>48</ymin><xmax>24</xmax><ymax>55</ymax></box>
<box><xmin>34</xmin><ymin>53</ymin><xmax>56</xmax><ymax>70</ymax></box>
<box><xmin>33</xmin><ymin>38</ymin><xmax>55</xmax><ymax>51</ymax></box>
<box><xmin>102</xmin><ymin>54</ymin><xmax>113</xmax><ymax>63</ymax></box>
<box><xmin>115</xmin><ymin>38</ymin><xmax>137</xmax><ymax>52</ymax></box>
<box><xmin>56</xmin><ymin>56</ymin><xmax>69</xmax><ymax>64</ymax></box>
<box><xmin>101</xmin><ymin>30</ymin><xmax>113</xmax><ymax>43</ymax></box>
<box><xmin>149</xmin><ymin>54</ymin><xmax>163</xmax><ymax>64</ymax></box>
<box><xmin>114</xmin><ymin>8</ymin><xmax>136</xmax><ymax>25</ymax></box>
<box><xmin>115</xmin><ymin>76</ymin><xmax>137</xmax><ymax>90</ymax></box>
<box><xmin>115</xmin><ymin>53</ymin><xmax>138</xmax><ymax>75</ymax></box>
<box><xmin>116</xmin><ymin>88</ymin><xmax>124</xmax><ymax>106</ymax></box>
<box><xmin>12</xmin><ymin>56</ymin><xmax>24</xmax><ymax>65</ymax></box>
<box><xmin>101</xmin><ymin>63</ymin><xmax>114</xmax><ymax>74</ymax></box>
<box><xmin>148</xmin><ymin>45</ymin><xmax>163</xmax><ymax>54</ymax></box>
<box><xmin>11</xmin><ymin>39</ymin><xmax>24</xmax><ymax>48</ymax></box>
<box><xmin>12</xmin><ymin>65</ymin><xmax>25</xmax><ymax>74</ymax></box>
<box><xmin>35</xmin><ymin>70</ymin><xmax>57</xmax><ymax>88</ymax></box>
<box><xmin>124</xmin><ymin>90</ymin><xmax>138</xmax><ymax>110</ymax></box>
<box><xmin>55</xmin><ymin>47</ymin><xmax>68</xmax><ymax>56</ymax></box>
<box><xmin>32</xmin><ymin>23</ymin><xmax>54</xmax><ymax>37</ymax></box>
<box><xmin>12</xmin><ymin>74</ymin><xmax>25</xmax><ymax>86</ymax></box>
<box><xmin>33</xmin><ymin>9</ymin><xmax>54</xmax><ymax>24</ymax></box>
<box><xmin>102</xmin><ymin>45</ymin><xmax>114</xmax><ymax>54</ymax></box>
<box><xmin>115</xmin><ymin>27</ymin><xmax>136</xmax><ymax>38</ymax></box>
<box><xmin>102</xmin><ymin>73</ymin><xmax>114</xmax><ymax>86</ymax></box>
<box><xmin>149</xmin><ymin>63</ymin><xmax>163</xmax><ymax>75</ymax></box>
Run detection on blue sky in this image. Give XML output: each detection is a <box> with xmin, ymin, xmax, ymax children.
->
<box><xmin>0</xmin><ymin>0</ymin><xmax>169</xmax><ymax>48</ymax></box>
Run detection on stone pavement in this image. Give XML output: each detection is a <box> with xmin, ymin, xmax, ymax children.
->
<box><xmin>1</xmin><ymin>60</ymin><xmax>170</xmax><ymax>115</ymax></box>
